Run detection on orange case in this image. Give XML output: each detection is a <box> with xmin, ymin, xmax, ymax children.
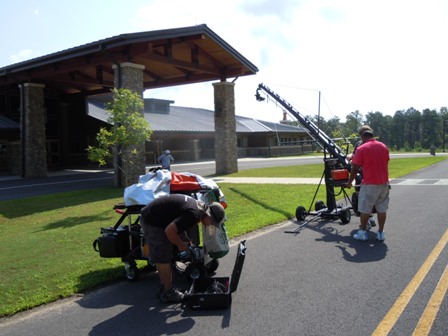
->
<box><xmin>331</xmin><ymin>169</ymin><xmax>349</xmax><ymax>180</ymax></box>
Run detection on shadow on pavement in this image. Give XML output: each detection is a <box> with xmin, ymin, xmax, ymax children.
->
<box><xmin>288</xmin><ymin>218</ymin><xmax>388</xmax><ymax>263</ymax></box>
<box><xmin>76</xmin><ymin>269</ymin><xmax>233</xmax><ymax>335</ymax></box>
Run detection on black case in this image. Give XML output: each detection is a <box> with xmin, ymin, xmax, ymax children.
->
<box><xmin>97</xmin><ymin>226</ymin><xmax>130</xmax><ymax>258</ymax></box>
<box><xmin>185</xmin><ymin>240</ymin><xmax>247</xmax><ymax>309</ymax></box>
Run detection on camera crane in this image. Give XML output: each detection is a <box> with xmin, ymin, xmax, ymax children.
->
<box><xmin>255</xmin><ymin>83</ymin><xmax>353</xmax><ymax>227</ymax></box>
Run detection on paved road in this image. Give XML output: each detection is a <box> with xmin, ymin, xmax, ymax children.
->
<box><xmin>0</xmin><ymin>153</ymin><xmax>440</xmax><ymax>201</ymax></box>
<box><xmin>0</xmin><ymin>170</ymin><xmax>113</xmax><ymax>201</ymax></box>
<box><xmin>0</xmin><ymin>159</ymin><xmax>447</xmax><ymax>335</ymax></box>
<box><xmin>1</xmin><ymin>157</ymin><xmax>321</xmax><ymax>201</ymax></box>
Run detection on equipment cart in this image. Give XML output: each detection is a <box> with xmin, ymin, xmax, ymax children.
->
<box><xmin>93</xmin><ymin>169</ymin><xmax>226</xmax><ymax>282</ymax></box>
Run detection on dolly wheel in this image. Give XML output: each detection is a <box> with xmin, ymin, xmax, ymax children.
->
<box><xmin>124</xmin><ymin>261</ymin><xmax>139</xmax><ymax>282</ymax></box>
<box><xmin>339</xmin><ymin>208</ymin><xmax>351</xmax><ymax>224</ymax></box>
<box><xmin>186</xmin><ymin>263</ymin><xmax>207</xmax><ymax>280</ymax></box>
<box><xmin>206</xmin><ymin>259</ymin><xmax>219</xmax><ymax>275</ymax></box>
<box><xmin>315</xmin><ymin>200</ymin><xmax>325</xmax><ymax>211</ymax></box>
<box><xmin>295</xmin><ymin>206</ymin><xmax>307</xmax><ymax>221</ymax></box>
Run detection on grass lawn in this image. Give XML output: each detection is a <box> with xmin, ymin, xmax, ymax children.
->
<box><xmin>0</xmin><ymin>155</ymin><xmax>446</xmax><ymax>316</ymax></box>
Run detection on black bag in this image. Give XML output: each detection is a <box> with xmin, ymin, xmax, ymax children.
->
<box><xmin>93</xmin><ymin>226</ymin><xmax>130</xmax><ymax>258</ymax></box>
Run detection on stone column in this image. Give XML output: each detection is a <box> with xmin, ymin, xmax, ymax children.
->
<box><xmin>112</xmin><ymin>62</ymin><xmax>145</xmax><ymax>186</ymax></box>
<box><xmin>190</xmin><ymin>139</ymin><xmax>200</xmax><ymax>161</ymax></box>
<box><xmin>21</xmin><ymin>83</ymin><xmax>47</xmax><ymax>178</ymax></box>
<box><xmin>213</xmin><ymin>81</ymin><xmax>238</xmax><ymax>175</ymax></box>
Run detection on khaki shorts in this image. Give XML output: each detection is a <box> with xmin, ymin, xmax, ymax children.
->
<box><xmin>358</xmin><ymin>184</ymin><xmax>389</xmax><ymax>214</ymax></box>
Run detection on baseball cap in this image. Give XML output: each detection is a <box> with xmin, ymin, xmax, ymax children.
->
<box><xmin>358</xmin><ymin>125</ymin><xmax>372</xmax><ymax>135</ymax></box>
<box><xmin>205</xmin><ymin>202</ymin><xmax>226</xmax><ymax>226</ymax></box>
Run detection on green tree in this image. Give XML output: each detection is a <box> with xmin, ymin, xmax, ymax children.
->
<box><xmin>421</xmin><ymin>108</ymin><xmax>439</xmax><ymax>149</ymax></box>
<box><xmin>344</xmin><ymin>110</ymin><xmax>364</xmax><ymax>135</ymax></box>
<box><xmin>403</xmin><ymin>108</ymin><xmax>421</xmax><ymax>150</ymax></box>
<box><xmin>391</xmin><ymin>111</ymin><xmax>406</xmax><ymax>150</ymax></box>
<box><xmin>441</xmin><ymin>107</ymin><xmax>448</xmax><ymax>151</ymax></box>
<box><xmin>327</xmin><ymin>116</ymin><xmax>342</xmax><ymax>135</ymax></box>
<box><xmin>87</xmin><ymin>88</ymin><xmax>152</xmax><ymax>187</ymax></box>
<box><xmin>309</xmin><ymin>114</ymin><xmax>332</xmax><ymax>136</ymax></box>
<box><xmin>365</xmin><ymin>111</ymin><xmax>393</xmax><ymax>145</ymax></box>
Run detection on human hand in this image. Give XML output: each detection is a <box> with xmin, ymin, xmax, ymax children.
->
<box><xmin>345</xmin><ymin>181</ymin><xmax>353</xmax><ymax>189</ymax></box>
<box><xmin>178</xmin><ymin>249</ymin><xmax>191</xmax><ymax>262</ymax></box>
<box><xmin>188</xmin><ymin>244</ymin><xmax>202</xmax><ymax>262</ymax></box>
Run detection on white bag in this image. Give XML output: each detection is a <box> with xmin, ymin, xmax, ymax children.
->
<box><xmin>202</xmin><ymin>222</ymin><xmax>230</xmax><ymax>259</ymax></box>
<box><xmin>123</xmin><ymin>170</ymin><xmax>171</xmax><ymax>206</ymax></box>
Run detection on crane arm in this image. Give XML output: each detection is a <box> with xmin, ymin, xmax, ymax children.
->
<box><xmin>255</xmin><ymin>83</ymin><xmax>349</xmax><ymax>167</ymax></box>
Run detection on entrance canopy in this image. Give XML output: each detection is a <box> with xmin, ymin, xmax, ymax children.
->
<box><xmin>0</xmin><ymin>24</ymin><xmax>258</xmax><ymax>95</ymax></box>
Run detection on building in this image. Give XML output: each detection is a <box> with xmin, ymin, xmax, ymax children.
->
<box><xmin>87</xmin><ymin>96</ymin><xmax>311</xmax><ymax>164</ymax></box>
<box><xmin>0</xmin><ymin>24</ymin><xmax>259</xmax><ymax>182</ymax></box>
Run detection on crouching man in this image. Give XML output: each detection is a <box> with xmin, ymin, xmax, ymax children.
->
<box><xmin>140</xmin><ymin>194</ymin><xmax>226</xmax><ymax>303</ymax></box>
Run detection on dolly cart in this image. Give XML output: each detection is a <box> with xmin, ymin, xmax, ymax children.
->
<box><xmin>93</xmin><ymin>171</ymin><xmax>225</xmax><ymax>281</ymax></box>
<box><xmin>255</xmin><ymin>83</ymin><xmax>354</xmax><ymax>232</ymax></box>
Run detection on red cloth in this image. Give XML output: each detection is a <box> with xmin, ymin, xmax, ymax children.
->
<box><xmin>170</xmin><ymin>172</ymin><xmax>202</xmax><ymax>191</ymax></box>
<box><xmin>352</xmin><ymin>139</ymin><xmax>389</xmax><ymax>184</ymax></box>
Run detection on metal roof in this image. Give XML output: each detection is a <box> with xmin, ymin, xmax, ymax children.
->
<box><xmin>87</xmin><ymin>97</ymin><xmax>305</xmax><ymax>134</ymax></box>
<box><xmin>0</xmin><ymin>24</ymin><xmax>258</xmax><ymax>95</ymax></box>
<box><xmin>0</xmin><ymin>115</ymin><xmax>20</xmax><ymax>130</ymax></box>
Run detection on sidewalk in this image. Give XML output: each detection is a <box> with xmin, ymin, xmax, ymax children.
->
<box><xmin>0</xmin><ymin>161</ymin><xmax>322</xmax><ymax>185</ymax></box>
<box><xmin>0</xmin><ymin>173</ymin><xmax>322</xmax><ymax>185</ymax></box>
<box><xmin>213</xmin><ymin>177</ymin><xmax>321</xmax><ymax>184</ymax></box>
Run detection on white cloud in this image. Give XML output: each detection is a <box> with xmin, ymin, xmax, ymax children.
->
<box><xmin>9</xmin><ymin>49</ymin><xmax>41</xmax><ymax>64</ymax></box>
<box><xmin>138</xmin><ymin>0</ymin><xmax>448</xmax><ymax>122</ymax></box>
<box><xmin>5</xmin><ymin>0</ymin><xmax>445</xmax><ymax>123</ymax></box>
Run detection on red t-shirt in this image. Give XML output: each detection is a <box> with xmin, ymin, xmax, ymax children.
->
<box><xmin>352</xmin><ymin>139</ymin><xmax>389</xmax><ymax>184</ymax></box>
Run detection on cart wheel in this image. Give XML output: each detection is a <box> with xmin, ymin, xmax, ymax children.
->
<box><xmin>206</xmin><ymin>259</ymin><xmax>219</xmax><ymax>275</ymax></box>
<box><xmin>295</xmin><ymin>206</ymin><xmax>307</xmax><ymax>221</ymax></box>
<box><xmin>339</xmin><ymin>208</ymin><xmax>351</xmax><ymax>224</ymax></box>
<box><xmin>315</xmin><ymin>200</ymin><xmax>325</xmax><ymax>211</ymax></box>
<box><xmin>124</xmin><ymin>261</ymin><xmax>139</xmax><ymax>282</ymax></box>
<box><xmin>351</xmin><ymin>192</ymin><xmax>360</xmax><ymax>216</ymax></box>
<box><xmin>186</xmin><ymin>263</ymin><xmax>207</xmax><ymax>280</ymax></box>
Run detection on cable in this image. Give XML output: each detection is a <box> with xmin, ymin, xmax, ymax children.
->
<box><xmin>205</xmin><ymin>280</ymin><xmax>227</xmax><ymax>294</ymax></box>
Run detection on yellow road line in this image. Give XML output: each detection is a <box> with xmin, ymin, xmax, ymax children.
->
<box><xmin>372</xmin><ymin>228</ymin><xmax>448</xmax><ymax>336</ymax></box>
<box><xmin>412</xmin><ymin>265</ymin><xmax>448</xmax><ymax>336</ymax></box>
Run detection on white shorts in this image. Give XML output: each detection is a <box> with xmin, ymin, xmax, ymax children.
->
<box><xmin>358</xmin><ymin>184</ymin><xmax>389</xmax><ymax>214</ymax></box>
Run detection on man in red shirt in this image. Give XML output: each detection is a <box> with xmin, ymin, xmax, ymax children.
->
<box><xmin>345</xmin><ymin>130</ymin><xmax>390</xmax><ymax>242</ymax></box>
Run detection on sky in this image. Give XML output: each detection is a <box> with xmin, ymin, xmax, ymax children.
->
<box><xmin>1</xmin><ymin>0</ymin><xmax>447</xmax><ymax>123</ymax></box>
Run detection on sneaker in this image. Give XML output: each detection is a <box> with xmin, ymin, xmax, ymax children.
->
<box><xmin>377</xmin><ymin>231</ymin><xmax>385</xmax><ymax>242</ymax></box>
<box><xmin>353</xmin><ymin>229</ymin><xmax>368</xmax><ymax>241</ymax></box>
<box><xmin>158</xmin><ymin>287</ymin><xmax>185</xmax><ymax>303</ymax></box>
